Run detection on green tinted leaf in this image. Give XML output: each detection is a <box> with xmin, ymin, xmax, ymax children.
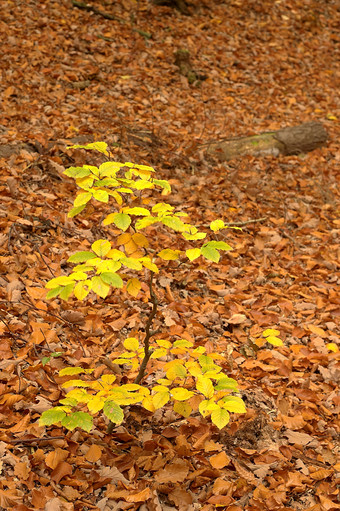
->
<box><xmin>67</xmin><ymin>142</ymin><xmax>109</xmax><ymax>155</ymax></box>
<box><xmin>153</xmin><ymin>179</ymin><xmax>171</xmax><ymax>193</ymax></box>
<box><xmin>74</xmin><ymin>192</ymin><xmax>92</xmax><ymax>208</ymax></box>
<box><xmin>166</xmin><ymin>364</ymin><xmax>187</xmax><ymax>380</ymax></box>
<box><xmin>103</xmin><ymin>401</ymin><xmax>124</xmax><ymax>424</ymax></box>
<box><xmin>64</xmin><ymin>166</ymin><xmax>92</xmax><ymax>178</ymax></box>
<box><xmin>46</xmin><ymin>286</ymin><xmax>62</xmax><ymax>299</ymax></box>
<box><xmin>67</xmin><ymin>204</ymin><xmax>86</xmax><ymax>218</ymax></box>
<box><xmin>92</xmin><ymin>189</ymin><xmax>109</xmax><ymax>203</ymax></box>
<box><xmin>205</xmin><ymin>241</ymin><xmax>232</xmax><ymax>251</ymax></box>
<box><xmin>59</xmin><ymin>283</ymin><xmax>75</xmax><ymax>301</ymax></box>
<box><xmin>68</xmin><ymin>251</ymin><xmax>97</xmax><ymax>263</ymax></box>
<box><xmin>161</xmin><ymin>216</ymin><xmax>186</xmax><ymax>232</ymax></box>
<box><xmin>61</xmin><ymin>411</ymin><xmax>93</xmax><ymax>432</ymax></box>
<box><xmin>113</xmin><ymin>213</ymin><xmax>131</xmax><ymax>231</ymax></box>
<box><xmin>215</xmin><ymin>377</ymin><xmax>238</xmax><ymax>391</ymax></box>
<box><xmin>46</xmin><ymin>276</ymin><xmax>75</xmax><ymax>289</ymax></box>
<box><xmin>200</xmin><ymin>245</ymin><xmax>220</xmax><ymax>262</ymax></box>
<box><xmin>91</xmin><ymin>276</ymin><xmax>110</xmax><ymax>298</ymax></box>
<box><xmin>100</xmin><ymin>272</ymin><xmax>123</xmax><ymax>288</ymax></box>
<box><xmin>40</xmin><ymin>407</ymin><xmax>67</xmax><ymax>426</ymax></box>
<box><xmin>158</xmin><ymin>249</ymin><xmax>182</xmax><ymax>261</ymax></box>
<box><xmin>173</xmin><ymin>339</ymin><xmax>193</xmax><ymax>349</ymax></box>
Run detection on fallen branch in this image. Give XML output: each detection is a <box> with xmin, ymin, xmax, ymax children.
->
<box><xmin>72</xmin><ymin>0</ymin><xmax>152</xmax><ymax>39</ymax></box>
<box><xmin>226</xmin><ymin>217</ymin><xmax>267</xmax><ymax>227</ymax></box>
<box><xmin>203</xmin><ymin>121</ymin><xmax>328</xmax><ymax>161</ymax></box>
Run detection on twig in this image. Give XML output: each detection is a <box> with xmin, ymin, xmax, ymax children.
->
<box><xmin>203</xmin><ymin>217</ymin><xmax>267</xmax><ymax>230</ymax></box>
<box><xmin>9</xmin><ymin>435</ymin><xmax>65</xmax><ymax>445</ymax></box>
<box><xmin>0</xmin><ymin>313</ymin><xmax>27</xmax><ymax>344</ymax></box>
<box><xmin>226</xmin><ymin>217</ymin><xmax>267</xmax><ymax>227</ymax></box>
<box><xmin>35</xmin><ymin>245</ymin><xmax>56</xmax><ymax>277</ymax></box>
<box><xmin>72</xmin><ymin>1</ymin><xmax>151</xmax><ymax>38</ymax></box>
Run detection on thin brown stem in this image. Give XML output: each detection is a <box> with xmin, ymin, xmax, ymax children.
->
<box><xmin>134</xmin><ymin>273</ymin><xmax>158</xmax><ymax>385</ymax></box>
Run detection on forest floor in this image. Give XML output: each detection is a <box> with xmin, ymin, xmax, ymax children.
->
<box><xmin>0</xmin><ymin>0</ymin><xmax>339</xmax><ymax>510</ymax></box>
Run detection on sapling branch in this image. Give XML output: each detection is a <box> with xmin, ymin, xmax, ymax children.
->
<box><xmin>134</xmin><ymin>272</ymin><xmax>158</xmax><ymax>385</ymax></box>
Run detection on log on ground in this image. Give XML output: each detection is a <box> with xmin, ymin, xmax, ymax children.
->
<box><xmin>204</xmin><ymin>122</ymin><xmax>328</xmax><ymax>161</ymax></box>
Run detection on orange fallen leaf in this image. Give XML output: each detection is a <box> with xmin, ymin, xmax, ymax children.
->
<box><xmin>45</xmin><ymin>448</ymin><xmax>69</xmax><ymax>469</ymax></box>
<box><xmin>85</xmin><ymin>444</ymin><xmax>102</xmax><ymax>462</ymax></box>
<box><xmin>209</xmin><ymin>451</ymin><xmax>231</xmax><ymax>469</ymax></box>
<box><xmin>126</xmin><ymin>487</ymin><xmax>151</xmax><ymax>502</ymax></box>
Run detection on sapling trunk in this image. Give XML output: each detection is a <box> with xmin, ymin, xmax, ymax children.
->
<box><xmin>107</xmin><ymin>273</ymin><xmax>158</xmax><ymax>433</ymax></box>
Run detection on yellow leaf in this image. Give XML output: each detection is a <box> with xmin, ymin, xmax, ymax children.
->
<box><xmin>123</xmin><ymin>337</ymin><xmax>139</xmax><ymax>351</ymax></box>
<box><xmin>326</xmin><ymin>343</ymin><xmax>338</xmax><ymax>352</ymax></box>
<box><xmin>210</xmin><ymin>219</ymin><xmax>225</xmax><ymax>232</ymax></box>
<box><xmin>141</xmin><ymin>258</ymin><xmax>159</xmax><ymax>273</ymax></box>
<box><xmin>199</xmin><ymin>399</ymin><xmax>219</xmax><ymax>417</ymax></box>
<box><xmin>196</xmin><ymin>376</ymin><xmax>214</xmax><ymax>399</ymax></box>
<box><xmin>117</xmin><ymin>233</ymin><xmax>132</xmax><ymax>245</ymax></box>
<box><xmin>262</xmin><ymin>328</ymin><xmax>280</xmax><ymax>337</ymax></box>
<box><xmin>158</xmin><ymin>249</ymin><xmax>182</xmax><ymax>260</ymax></box>
<box><xmin>126</xmin><ymin>278</ymin><xmax>141</xmax><ymax>297</ymax></box>
<box><xmin>221</xmin><ymin>396</ymin><xmax>246</xmax><ymax>414</ymax></box>
<box><xmin>91</xmin><ymin>276</ymin><xmax>110</xmax><ymax>298</ymax></box>
<box><xmin>211</xmin><ymin>408</ymin><xmax>230</xmax><ymax>429</ymax></box>
<box><xmin>266</xmin><ymin>336</ymin><xmax>283</xmax><ymax>346</ymax></box>
<box><xmin>156</xmin><ymin>339</ymin><xmax>172</xmax><ymax>349</ymax></box>
<box><xmin>92</xmin><ymin>239</ymin><xmax>111</xmax><ymax>257</ymax></box>
<box><xmin>101</xmin><ymin>374</ymin><xmax>116</xmax><ymax>385</ymax></box>
<box><xmin>171</xmin><ymin>388</ymin><xmax>194</xmax><ymax>401</ymax></box>
<box><xmin>87</xmin><ymin>396</ymin><xmax>105</xmax><ymax>413</ymax></box>
<box><xmin>74</xmin><ymin>280</ymin><xmax>92</xmax><ymax>300</ymax></box>
<box><xmin>142</xmin><ymin>396</ymin><xmax>155</xmax><ymax>412</ymax></box>
<box><xmin>186</xmin><ymin>248</ymin><xmax>201</xmax><ymax>261</ymax></box>
<box><xmin>173</xmin><ymin>400</ymin><xmax>192</xmax><ymax>418</ymax></box>
<box><xmin>153</xmin><ymin>391</ymin><xmax>170</xmax><ymax>409</ymax></box>
<box><xmin>132</xmin><ymin>232</ymin><xmax>149</xmax><ymax>248</ymax></box>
